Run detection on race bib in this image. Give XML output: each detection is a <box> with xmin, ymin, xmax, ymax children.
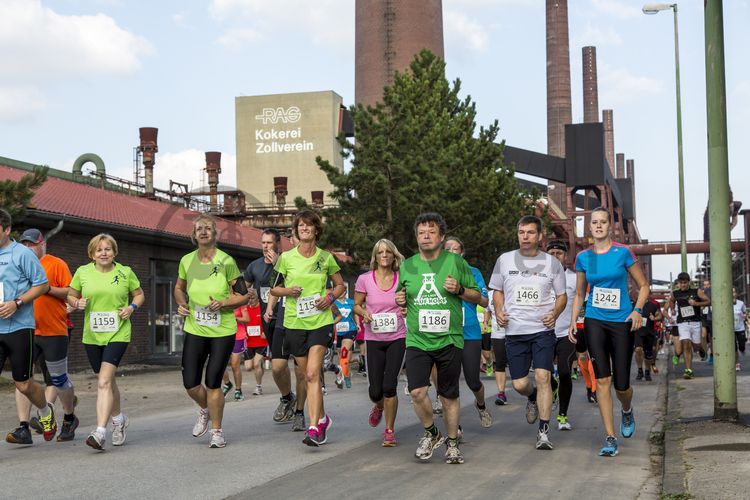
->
<box><xmin>641</xmin><ymin>317</ymin><xmax>648</xmax><ymax>328</ymax></box>
<box><xmin>90</xmin><ymin>312</ymin><xmax>119</xmax><ymax>333</ymax></box>
<box><xmin>260</xmin><ymin>287</ymin><xmax>271</xmax><ymax>303</ymax></box>
<box><xmin>194</xmin><ymin>306</ymin><xmax>220</xmax><ymax>327</ymax></box>
<box><xmin>477</xmin><ymin>312</ymin><xmax>485</xmax><ymax>325</ymax></box>
<box><xmin>680</xmin><ymin>306</ymin><xmax>695</xmax><ymax>318</ymax></box>
<box><xmin>592</xmin><ymin>287</ymin><xmax>620</xmax><ymax>310</ymax></box>
<box><xmin>371</xmin><ymin>313</ymin><xmax>398</xmax><ymax>334</ymax></box>
<box><xmin>296</xmin><ymin>294</ymin><xmax>321</xmax><ymax>319</ymax></box>
<box><xmin>514</xmin><ymin>285</ymin><xmax>541</xmax><ymax>306</ymax></box>
<box><xmin>335</xmin><ymin>322</ymin><xmax>350</xmax><ymax>333</ymax></box>
<box><xmin>419</xmin><ymin>309</ymin><xmax>450</xmax><ymax>333</ymax></box>
<box><xmin>247</xmin><ymin>325</ymin><xmax>261</xmax><ymax>337</ymax></box>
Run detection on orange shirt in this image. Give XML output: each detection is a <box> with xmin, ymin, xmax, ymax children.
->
<box><xmin>35</xmin><ymin>254</ymin><xmax>73</xmax><ymax>337</ymax></box>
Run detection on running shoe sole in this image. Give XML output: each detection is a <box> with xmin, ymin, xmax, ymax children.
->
<box><xmin>86</xmin><ymin>433</ymin><xmax>104</xmax><ymax>451</ymax></box>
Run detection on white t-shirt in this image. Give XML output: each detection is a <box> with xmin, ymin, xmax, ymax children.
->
<box><xmin>554</xmin><ymin>268</ymin><xmax>577</xmax><ymax>338</ymax></box>
<box><xmin>488</xmin><ymin>293</ymin><xmax>506</xmax><ymax>339</ymax></box>
<box><xmin>733</xmin><ymin>300</ymin><xmax>746</xmax><ymax>332</ymax></box>
<box><xmin>488</xmin><ymin>250</ymin><xmax>566</xmax><ymax>336</ymax></box>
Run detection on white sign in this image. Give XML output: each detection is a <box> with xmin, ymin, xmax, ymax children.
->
<box><xmin>296</xmin><ymin>294</ymin><xmax>321</xmax><ymax>319</ymax></box>
<box><xmin>419</xmin><ymin>309</ymin><xmax>450</xmax><ymax>333</ymax></box>
<box><xmin>371</xmin><ymin>313</ymin><xmax>397</xmax><ymax>334</ymax></box>
<box><xmin>194</xmin><ymin>306</ymin><xmax>220</xmax><ymax>327</ymax></box>
<box><xmin>90</xmin><ymin>312</ymin><xmax>119</xmax><ymax>333</ymax></box>
<box><xmin>592</xmin><ymin>287</ymin><xmax>621</xmax><ymax>310</ymax></box>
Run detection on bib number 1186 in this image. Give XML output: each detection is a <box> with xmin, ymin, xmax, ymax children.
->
<box><xmin>419</xmin><ymin>309</ymin><xmax>450</xmax><ymax>333</ymax></box>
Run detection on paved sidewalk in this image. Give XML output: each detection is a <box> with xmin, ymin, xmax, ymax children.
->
<box><xmin>662</xmin><ymin>354</ymin><xmax>750</xmax><ymax>499</ymax></box>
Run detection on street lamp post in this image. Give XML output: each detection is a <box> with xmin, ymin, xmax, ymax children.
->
<box><xmin>643</xmin><ymin>3</ymin><xmax>688</xmax><ymax>272</ymax></box>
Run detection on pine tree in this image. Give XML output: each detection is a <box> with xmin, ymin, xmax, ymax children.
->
<box><xmin>316</xmin><ymin>50</ymin><xmax>536</xmax><ymax>274</ymax></box>
<box><xmin>0</xmin><ymin>166</ymin><xmax>49</xmax><ymax>224</ymax></box>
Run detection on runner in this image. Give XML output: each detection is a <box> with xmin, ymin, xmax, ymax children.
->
<box><xmin>270</xmin><ymin>209</ymin><xmax>345</xmax><ymax>447</ymax></box>
<box><xmin>353</xmin><ymin>239</ymin><xmax>407</xmax><ymax>447</ymax></box>
<box><xmin>68</xmin><ymin>233</ymin><xmax>144</xmax><ymax>450</ymax></box>
<box><xmin>396</xmin><ymin>212</ymin><xmax>481</xmax><ymax>464</ymax></box>
<box><xmin>14</xmin><ymin>228</ymin><xmax>79</xmax><ymax>442</ymax></box>
<box><xmin>244</xmin><ymin>298</ymin><xmax>268</xmax><ymax>395</ymax></box>
<box><xmin>486</xmin><ymin>293</ymin><xmax>508</xmax><ymax>405</ymax></box>
<box><xmin>333</xmin><ymin>286</ymin><xmax>357</xmax><ymax>389</ymax></box>
<box><xmin>489</xmin><ymin>216</ymin><xmax>567</xmax><ymax>450</ymax></box>
<box><xmin>545</xmin><ymin>239</ymin><xmax>577</xmax><ymax>431</ymax></box>
<box><xmin>567</xmin><ymin>207</ymin><xmax>650</xmax><ymax>457</ymax></box>
<box><xmin>174</xmin><ymin>214</ymin><xmax>247</xmax><ymax>449</ymax></box>
<box><xmin>666</xmin><ymin>272</ymin><xmax>710</xmax><ymax>379</ymax></box>
<box><xmin>443</xmin><ymin>236</ymin><xmax>492</xmax><ymax>429</ymax></box>
<box><xmin>221</xmin><ymin>295</ymin><xmax>250</xmax><ymax>401</ymax></box>
<box><xmin>0</xmin><ymin>209</ymin><xmax>56</xmax><ymax>445</ymax></box>
<box><xmin>732</xmin><ymin>287</ymin><xmax>747</xmax><ymax>371</ymax></box>
<box><xmin>633</xmin><ymin>295</ymin><xmax>662</xmax><ymax>382</ymax></box>
<box><xmin>701</xmin><ymin>279</ymin><xmax>713</xmax><ymax>363</ymax></box>
<box><xmin>244</xmin><ymin>229</ymin><xmax>305</xmax><ymax>426</ymax></box>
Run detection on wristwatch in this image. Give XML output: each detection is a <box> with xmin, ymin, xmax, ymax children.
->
<box><xmin>14</xmin><ymin>298</ymin><xmax>23</xmax><ymax>308</ymax></box>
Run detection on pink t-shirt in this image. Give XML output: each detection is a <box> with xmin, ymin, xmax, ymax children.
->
<box><xmin>233</xmin><ymin>306</ymin><xmax>248</xmax><ymax>341</ymax></box>
<box><xmin>354</xmin><ymin>271</ymin><xmax>407</xmax><ymax>342</ymax></box>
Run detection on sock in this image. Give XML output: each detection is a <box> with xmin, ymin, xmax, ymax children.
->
<box><xmin>112</xmin><ymin>413</ymin><xmax>124</xmax><ymax>426</ymax></box>
<box><xmin>64</xmin><ymin>413</ymin><xmax>76</xmax><ymax>422</ymax></box>
<box><xmin>446</xmin><ymin>437</ymin><xmax>458</xmax><ymax>447</ymax></box>
<box><xmin>308</xmin><ymin>425</ymin><xmax>318</xmax><ymax>431</ymax></box>
<box><xmin>528</xmin><ymin>387</ymin><xmax>537</xmax><ymax>402</ymax></box>
<box><xmin>96</xmin><ymin>426</ymin><xmax>107</xmax><ymax>436</ymax></box>
<box><xmin>476</xmin><ymin>401</ymin><xmax>486</xmax><ymax>410</ymax></box>
<box><xmin>425</xmin><ymin>424</ymin><xmax>438</xmax><ymax>436</ymax></box>
<box><xmin>539</xmin><ymin>419</ymin><xmax>549</xmax><ymax>432</ymax></box>
<box><xmin>295</xmin><ymin>409</ymin><xmax>304</xmax><ymax>415</ymax></box>
<box><xmin>38</xmin><ymin>404</ymin><xmax>51</xmax><ymax>418</ymax></box>
<box><xmin>498</xmin><ymin>391</ymin><xmax>505</xmax><ymax>396</ymax></box>
<box><xmin>20</xmin><ymin>421</ymin><xmax>29</xmax><ymax>429</ymax></box>
<box><xmin>281</xmin><ymin>392</ymin><xmax>294</xmax><ymax>402</ymax></box>
<box><xmin>622</xmin><ymin>407</ymin><xmax>632</xmax><ymax>415</ymax></box>
<box><xmin>319</xmin><ymin>415</ymin><xmax>328</xmax><ymax>425</ymax></box>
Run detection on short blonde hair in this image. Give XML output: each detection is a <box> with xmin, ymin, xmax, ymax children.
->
<box><xmin>87</xmin><ymin>233</ymin><xmax>118</xmax><ymax>259</ymax></box>
<box><xmin>191</xmin><ymin>214</ymin><xmax>217</xmax><ymax>245</ymax></box>
<box><xmin>369</xmin><ymin>239</ymin><xmax>404</xmax><ymax>271</ymax></box>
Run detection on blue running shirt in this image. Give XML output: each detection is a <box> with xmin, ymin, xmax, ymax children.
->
<box><xmin>462</xmin><ymin>266</ymin><xmax>488</xmax><ymax>341</ymax></box>
<box><xmin>575</xmin><ymin>243</ymin><xmax>636</xmax><ymax>323</ymax></box>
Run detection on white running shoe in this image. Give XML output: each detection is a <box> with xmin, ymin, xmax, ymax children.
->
<box><xmin>209</xmin><ymin>429</ymin><xmax>226</xmax><ymax>448</ymax></box>
<box><xmin>193</xmin><ymin>409</ymin><xmax>209</xmax><ymax>437</ymax></box>
<box><xmin>112</xmin><ymin>414</ymin><xmax>129</xmax><ymax>446</ymax></box>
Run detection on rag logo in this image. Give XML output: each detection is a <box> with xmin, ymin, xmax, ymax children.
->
<box><xmin>255</xmin><ymin>106</ymin><xmax>302</xmax><ymax>124</ymax></box>
<box><xmin>414</xmin><ymin>273</ymin><xmax>447</xmax><ymax>306</ymax></box>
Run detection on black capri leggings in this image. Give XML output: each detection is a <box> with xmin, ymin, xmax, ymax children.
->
<box><xmin>461</xmin><ymin>339</ymin><xmax>483</xmax><ymax>393</ymax></box>
<box><xmin>181</xmin><ymin>332</ymin><xmax>235</xmax><ymax>390</ymax></box>
<box><xmin>584</xmin><ymin>318</ymin><xmax>634</xmax><ymax>392</ymax></box>
<box><xmin>366</xmin><ymin>338</ymin><xmax>406</xmax><ymax>402</ymax></box>
<box><xmin>492</xmin><ymin>338</ymin><xmax>507</xmax><ymax>371</ymax></box>
<box><xmin>555</xmin><ymin>336</ymin><xmax>577</xmax><ymax>416</ymax></box>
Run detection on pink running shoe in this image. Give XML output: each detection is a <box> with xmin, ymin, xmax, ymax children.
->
<box><xmin>369</xmin><ymin>405</ymin><xmax>384</xmax><ymax>427</ymax></box>
<box><xmin>317</xmin><ymin>415</ymin><xmax>332</xmax><ymax>445</ymax></box>
<box><xmin>382</xmin><ymin>428</ymin><xmax>396</xmax><ymax>447</ymax></box>
<box><xmin>303</xmin><ymin>426</ymin><xmax>321</xmax><ymax>447</ymax></box>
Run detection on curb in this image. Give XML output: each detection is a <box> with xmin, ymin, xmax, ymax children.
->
<box><xmin>661</xmin><ymin>355</ymin><xmax>687</xmax><ymax>496</ymax></box>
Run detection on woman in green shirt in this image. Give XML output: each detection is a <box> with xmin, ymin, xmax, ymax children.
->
<box><xmin>271</xmin><ymin>210</ymin><xmax>345</xmax><ymax>447</ymax></box>
<box><xmin>68</xmin><ymin>233</ymin><xmax>144</xmax><ymax>451</ymax></box>
<box><xmin>174</xmin><ymin>214</ymin><xmax>248</xmax><ymax>449</ymax></box>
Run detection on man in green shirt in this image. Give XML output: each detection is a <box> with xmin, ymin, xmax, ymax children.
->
<box><xmin>396</xmin><ymin>212</ymin><xmax>481</xmax><ymax>465</ymax></box>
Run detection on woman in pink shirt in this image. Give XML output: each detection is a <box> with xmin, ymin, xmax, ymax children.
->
<box><xmin>353</xmin><ymin>239</ymin><xmax>407</xmax><ymax>447</ymax></box>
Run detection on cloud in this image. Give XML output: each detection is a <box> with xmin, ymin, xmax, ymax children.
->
<box><xmin>444</xmin><ymin>11</ymin><xmax>489</xmax><ymax>53</ymax></box>
<box><xmin>0</xmin><ymin>0</ymin><xmax>153</xmax><ymax>81</ymax></box>
<box><xmin>598</xmin><ymin>64</ymin><xmax>663</xmax><ymax>106</ymax></box>
<box><xmin>590</xmin><ymin>0</ymin><xmax>640</xmax><ymax>19</ymax></box>
<box><xmin>576</xmin><ymin>22</ymin><xmax>623</xmax><ymax>47</ymax></box>
<box><xmin>0</xmin><ymin>86</ymin><xmax>45</xmax><ymax>122</ymax></box>
<box><xmin>151</xmin><ymin>149</ymin><xmax>238</xmax><ymax>193</ymax></box>
<box><xmin>208</xmin><ymin>0</ymin><xmax>353</xmax><ymax>52</ymax></box>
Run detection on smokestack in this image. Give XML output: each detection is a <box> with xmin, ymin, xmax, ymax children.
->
<box><xmin>582</xmin><ymin>46</ymin><xmax>599</xmax><ymax>123</ymax></box>
<box><xmin>546</xmin><ymin>0</ymin><xmax>572</xmax><ymax>211</ymax></box>
<box><xmin>355</xmin><ymin>0</ymin><xmax>444</xmax><ymax>107</ymax></box>
<box><xmin>602</xmin><ymin>110</ymin><xmax>615</xmax><ymax>176</ymax></box>
<box><xmin>205</xmin><ymin>152</ymin><xmax>221</xmax><ymax>213</ymax></box>
<box><xmin>616</xmin><ymin>153</ymin><xmax>625</xmax><ymax>179</ymax></box>
<box><xmin>138</xmin><ymin>127</ymin><xmax>158</xmax><ymax>196</ymax></box>
<box><xmin>273</xmin><ymin>176</ymin><xmax>288</xmax><ymax>209</ymax></box>
<box><xmin>627</xmin><ymin>159</ymin><xmax>636</xmax><ymax>220</ymax></box>
<box><xmin>311</xmin><ymin>191</ymin><xmax>324</xmax><ymax>208</ymax></box>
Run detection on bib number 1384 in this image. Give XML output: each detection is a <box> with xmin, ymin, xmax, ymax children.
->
<box><xmin>419</xmin><ymin>309</ymin><xmax>450</xmax><ymax>333</ymax></box>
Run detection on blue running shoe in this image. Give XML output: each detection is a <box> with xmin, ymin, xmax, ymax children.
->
<box><xmin>599</xmin><ymin>435</ymin><xmax>618</xmax><ymax>457</ymax></box>
<box><xmin>620</xmin><ymin>409</ymin><xmax>635</xmax><ymax>438</ymax></box>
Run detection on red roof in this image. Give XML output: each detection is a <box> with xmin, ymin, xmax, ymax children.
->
<box><xmin>1</xmin><ymin>164</ymin><xmax>272</xmax><ymax>250</ymax></box>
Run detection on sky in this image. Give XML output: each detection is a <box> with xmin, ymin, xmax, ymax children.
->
<box><xmin>1</xmin><ymin>0</ymin><xmax>748</xmax><ymax>281</ymax></box>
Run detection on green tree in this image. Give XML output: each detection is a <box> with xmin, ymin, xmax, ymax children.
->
<box><xmin>0</xmin><ymin>166</ymin><xmax>48</xmax><ymax>225</ymax></box>
<box><xmin>316</xmin><ymin>50</ymin><xmax>536</xmax><ymax>274</ymax></box>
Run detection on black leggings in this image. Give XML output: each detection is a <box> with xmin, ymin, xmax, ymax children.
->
<box><xmin>181</xmin><ymin>332</ymin><xmax>235</xmax><ymax>390</ymax></box>
<box><xmin>365</xmin><ymin>338</ymin><xmax>406</xmax><ymax>402</ymax></box>
<box><xmin>555</xmin><ymin>336</ymin><xmax>576</xmax><ymax>415</ymax></box>
<box><xmin>584</xmin><ymin>318</ymin><xmax>634</xmax><ymax>392</ymax></box>
<box><xmin>461</xmin><ymin>339</ymin><xmax>483</xmax><ymax>393</ymax></box>
<box><xmin>736</xmin><ymin>331</ymin><xmax>747</xmax><ymax>354</ymax></box>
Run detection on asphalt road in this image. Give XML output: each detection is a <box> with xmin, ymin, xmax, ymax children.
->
<box><xmin>0</xmin><ymin>364</ymin><xmax>664</xmax><ymax>500</ymax></box>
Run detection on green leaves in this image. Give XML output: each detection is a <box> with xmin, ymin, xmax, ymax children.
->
<box><xmin>0</xmin><ymin>165</ymin><xmax>48</xmax><ymax>224</ymax></box>
<box><xmin>315</xmin><ymin>50</ymin><xmax>536</xmax><ymax>275</ymax></box>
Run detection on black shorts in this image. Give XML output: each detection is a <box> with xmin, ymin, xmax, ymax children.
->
<box><xmin>481</xmin><ymin>333</ymin><xmax>491</xmax><ymax>351</ymax></box>
<box><xmin>33</xmin><ymin>335</ymin><xmax>70</xmax><ymax>386</ymax></box>
<box><xmin>405</xmin><ymin>344</ymin><xmax>462</xmax><ymax>399</ymax></box>
<box><xmin>85</xmin><ymin>342</ymin><xmax>129</xmax><ymax>373</ymax></box>
<box><xmin>271</xmin><ymin>320</ymin><xmax>289</xmax><ymax>360</ymax></box>
<box><xmin>181</xmin><ymin>332</ymin><xmax>235</xmax><ymax>390</ymax></box>
<box><xmin>584</xmin><ymin>318</ymin><xmax>634</xmax><ymax>392</ymax></box>
<box><xmin>492</xmin><ymin>338</ymin><xmax>507</xmax><ymax>371</ymax></box>
<box><xmin>505</xmin><ymin>330</ymin><xmax>556</xmax><ymax>380</ymax></box>
<box><xmin>669</xmin><ymin>326</ymin><xmax>679</xmax><ymax>337</ymax></box>
<box><xmin>0</xmin><ymin>329</ymin><xmax>34</xmax><ymax>382</ymax></box>
<box><xmin>283</xmin><ymin>326</ymin><xmax>333</xmax><ymax>358</ymax></box>
<box><xmin>244</xmin><ymin>346</ymin><xmax>267</xmax><ymax>359</ymax></box>
<box><xmin>575</xmin><ymin>327</ymin><xmax>588</xmax><ymax>353</ymax></box>
<box><xmin>633</xmin><ymin>330</ymin><xmax>654</xmax><ymax>349</ymax></box>
<box><xmin>336</xmin><ymin>332</ymin><xmax>356</xmax><ymax>348</ymax></box>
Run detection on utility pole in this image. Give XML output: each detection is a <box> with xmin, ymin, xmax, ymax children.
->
<box><xmin>705</xmin><ymin>0</ymin><xmax>737</xmax><ymax>421</ymax></box>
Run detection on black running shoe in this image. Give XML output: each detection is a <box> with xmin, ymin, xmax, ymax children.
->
<box><xmin>57</xmin><ymin>416</ymin><xmax>80</xmax><ymax>442</ymax></box>
<box><xmin>6</xmin><ymin>426</ymin><xmax>32</xmax><ymax>445</ymax></box>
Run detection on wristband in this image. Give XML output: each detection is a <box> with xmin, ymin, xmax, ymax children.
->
<box><xmin>634</xmin><ymin>307</ymin><xmax>642</xmax><ymax>314</ymax></box>
<box><xmin>129</xmin><ymin>303</ymin><xmax>138</xmax><ymax>310</ymax></box>
<box><xmin>327</xmin><ymin>292</ymin><xmax>335</xmax><ymax>304</ymax></box>
<box><xmin>456</xmin><ymin>285</ymin><xmax>465</xmax><ymax>296</ymax></box>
